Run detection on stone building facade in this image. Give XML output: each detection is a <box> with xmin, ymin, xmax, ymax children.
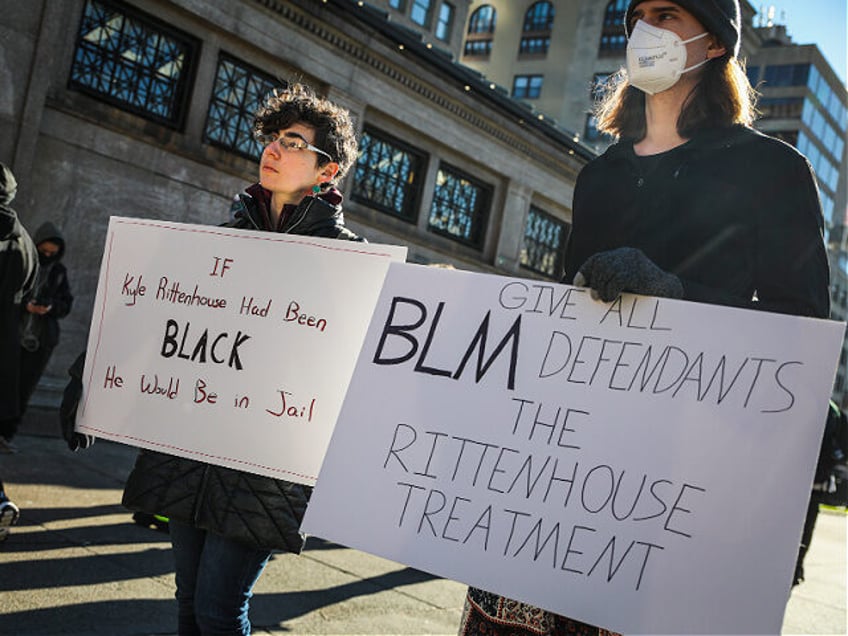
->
<box><xmin>0</xmin><ymin>0</ymin><xmax>593</xmax><ymax>400</ymax></box>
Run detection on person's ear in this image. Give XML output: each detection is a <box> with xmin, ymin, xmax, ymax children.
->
<box><xmin>706</xmin><ymin>35</ymin><xmax>726</xmax><ymax>59</ymax></box>
<box><xmin>320</xmin><ymin>162</ymin><xmax>340</xmax><ymax>183</ymax></box>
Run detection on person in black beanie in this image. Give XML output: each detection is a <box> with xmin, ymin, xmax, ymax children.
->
<box><xmin>458</xmin><ymin>2</ymin><xmax>829</xmax><ymax>635</ymax></box>
<box><xmin>625</xmin><ymin>0</ymin><xmax>742</xmax><ymax>57</ymax></box>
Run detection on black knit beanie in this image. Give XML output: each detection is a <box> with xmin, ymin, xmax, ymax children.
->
<box><xmin>625</xmin><ymin>0</ymin><xmax>741</xmax><ymax>58</ymax></box>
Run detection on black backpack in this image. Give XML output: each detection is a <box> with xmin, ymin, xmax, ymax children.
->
<box><xmin>814</xmin><ymin>401</ymin><xmax>848</xmax><ymax>507</ymax></box>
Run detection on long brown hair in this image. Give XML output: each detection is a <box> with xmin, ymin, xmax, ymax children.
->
<box><xmin>595</xmin><ymin>55</ymin><xmax>758</xmax><ymax>140</ymax></box>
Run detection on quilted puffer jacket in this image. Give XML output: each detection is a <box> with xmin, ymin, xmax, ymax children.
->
<box><xmin>121</xmin><ymin>185</ymin><xmax>364</xmax><ymax>551</ymax></box>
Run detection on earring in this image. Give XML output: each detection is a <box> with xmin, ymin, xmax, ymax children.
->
<box><xmin>312</xmin><ymin>184</ymin><xmax>321</xmax><ymax>194</ymax></box>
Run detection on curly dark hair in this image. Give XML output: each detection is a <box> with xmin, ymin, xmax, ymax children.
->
<box><xmin>253</xmin><ymin>82</ymin><xmax>358</xmax><ymax>182</ymax></box>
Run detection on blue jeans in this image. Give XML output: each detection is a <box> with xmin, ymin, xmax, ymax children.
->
<box><xmin>169</xmin><ymin>519</ymin><xmax>272</xmax><ymax>635</ymax></box>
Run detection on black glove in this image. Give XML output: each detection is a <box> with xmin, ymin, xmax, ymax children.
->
<box><xmin>59</xmin><ymin>352</ymin><xmax>95</xmax><ymax>452</ymax></box>
<box><xmin>573</xmin><ymin>247</ymin><xmax>683</xmax><ymax>302</ymax></box>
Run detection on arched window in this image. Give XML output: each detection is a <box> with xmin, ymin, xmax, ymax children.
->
<box><xmin>523</xmin><ymin>1</ymin><xmax>554</xmax><ymax>32</ymax></box>
<box><xmin>467</xmin><ymin>5</ymin><xmax>496</xmax><ymax>34</ymax></box>
<box><xmin>464</xmin><ymin>4</ymin><xmax>495</xmax><ymax>58</ymax></box>
<box><xmin>599</xmin><ymin>0</ymin><xmax>628</xmax><ymax>55</ymax></box>
<box><xmin>520</xmin><ymin>1</ymin><xmax>553</xmax><ymax>56</ymax></box>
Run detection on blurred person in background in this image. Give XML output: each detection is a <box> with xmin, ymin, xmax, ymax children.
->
<box><xmin>0</xmin><ymin>162</ymin><xmax>37</xmax><ymax>539</ymax></box>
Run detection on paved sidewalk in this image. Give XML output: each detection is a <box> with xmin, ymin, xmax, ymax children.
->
<box><xmin>0</xmin><ymin>408</ymin><xmax>845</xmax><ymax>635</ymax></box>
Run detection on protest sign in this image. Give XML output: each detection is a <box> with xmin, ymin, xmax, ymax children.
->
<box><xmin>77</xmin><ymin>217</ymin><xmax>406</xmax><ymax>485</ymax></box>
<box><xmin>302</xmin><ymin>262</ymin><xmax>844</xmax><ymax>635</ymax></box>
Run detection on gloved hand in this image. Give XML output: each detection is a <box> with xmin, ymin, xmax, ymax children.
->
<box><xmin>59</xmin><ymin>352</ymin><xmax>95</xmax><ymax>452</ymax></box>
<box><xmin>573</xmin><ymin>247</ymin><xmax>683</xmax><ymax>302</ymax></box>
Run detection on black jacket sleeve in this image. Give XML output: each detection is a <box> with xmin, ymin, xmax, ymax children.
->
<box><xmin>680</xmin><ymin>150</ymin><xmax>830</xmax><ymax>318</ymax></box>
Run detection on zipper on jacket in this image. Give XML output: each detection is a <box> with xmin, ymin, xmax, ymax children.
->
<box><xmin>283</xmin><ymin>198</ymin><xmax>314</xmax><ymax>234</ymax></box>
<box><xmin>232</xmin><ymin>196</ymin><xmax>262</xmax><ymax>230</ymax></box>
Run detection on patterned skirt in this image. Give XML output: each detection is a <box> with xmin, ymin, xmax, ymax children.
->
<box><xmin>458</xmin><ymin>588</ymin><xmax>620</xmax><ymax>636</ymax></box>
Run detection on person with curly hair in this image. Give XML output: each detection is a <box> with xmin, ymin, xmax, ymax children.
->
<box><xmin>63</xmin><ymin>82</ymin><xmax>364</xmax><ymax>635</ymax></box>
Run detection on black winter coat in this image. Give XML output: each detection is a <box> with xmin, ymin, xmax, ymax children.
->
<box><xmin>0</xmin><ymin>165</ymin><xmax>38</xmax><ymax>420</ymax></box>
<box><xmin>563</xmin><ymin>125</ymin><xmax>830</xmax><ymax>319</ymax></box>
<box><xmin>121</xmin><ymin>186</ymin><xmax>364</xmax><ymax>551</ymax></box>
<box><xmin>22</xmin><ymin>221</ymin><xmax>73</xmax><ymax>350</ymax></box>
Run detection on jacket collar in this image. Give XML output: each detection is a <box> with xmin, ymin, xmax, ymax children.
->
<box><xmin>603</xmin><ymin>124</ymin><xmax>758</xmax><ymax>164</ymax></box>
<box><xmin>233</xmin><ymin>184</ymin><xmax>345</xmax><ymax>233</ymax></box>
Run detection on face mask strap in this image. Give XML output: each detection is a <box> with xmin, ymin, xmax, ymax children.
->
<box><xmin>679</xmin><ymin>31</ymin><xmax>709</xmax><ymax>46</ymax></box>
<box><xmin>680</xmin><ymin>57</ymin><xmax>709</xmax><ymax>76</ymax></box>
<box><xmin>673</xmin><ymin>31</ymin><xmax>711</xmax><ymax>78</ymax></box>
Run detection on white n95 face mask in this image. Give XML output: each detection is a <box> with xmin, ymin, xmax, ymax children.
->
<box><xmin>626</xmin><ymin>20</ymin><xmax>709</xmax><ymax>95</ymax></box>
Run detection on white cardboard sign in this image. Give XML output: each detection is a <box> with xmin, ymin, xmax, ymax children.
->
<box><xmin>302</xmin><ymin>262</ymin><xmax>844</xmax><ymax>635</ymax></box>
<box><xmin>77</xmin><ymin>217</ymin><xmax>406</xmax><ymax>485</ymax></box>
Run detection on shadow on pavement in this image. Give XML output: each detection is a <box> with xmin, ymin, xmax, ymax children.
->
<box><xmin>0</xmin><ymin>546</ymin><xmax>174</xmax><ymax>591</ymax></box>
<box><xmin>251</xmin><ymin>566</ymin><xmax>441</xmax><ymax>629</ymax></box>
<box><xmin>1</xmin><ymin>598</ymin><xmax>178</xmax><ymax>636</ymax></box>
<box><xmin>1</xmin><ymin>518</ymin><xmax>171</xmax><ymax>554</ymax></box>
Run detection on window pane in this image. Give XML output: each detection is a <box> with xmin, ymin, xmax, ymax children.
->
<box><xmin>436</xmin><ymin>2</ymin><xmax>454</xmax><ymax>41</ymax></box>
<box><xmin>513</xmin><ymin>75</ymin><xmax>542</xmax><ymax>99</ymax></box>
<box><xmin>468</xmin><ymin>5</ymin><xmax>496</xmax><ymax>33</ymax></box>
<box><xmin>351</xmin><ymin>127</ymin><xmax>425</xmax><ymax>222</ymax></box>
<box><xmin>807</xmin><ymin>66</ymin><xmax>821</xmax><ymax>92</ymax></box>
<box><xmin>519</xmin><ymin>36</ymin><xmax>550</xmax><ymax>54</ymax></box>
<box><xmin>410</xmin><ymin>0</ymin><xmax>432</xmax><ymax>26</ymax></box>
<box><xmin>204</xmin><ymin>55</ymin><xmax>277</xmax><ymax>160</ymax></box>
<box><xmin>429</xmin><ymin>165</ymin><xmax>490</xmax><ymax>247</ymax></box>
<box><xmin>464</xmin><ymin>39</ymin><xmax>492</xmax><ymax>56</ymax></box>
<box><xmin>523</xmin><ymin>1</ymin><xmax>554</xmax><ymax>31</ymax></box>
<box><xmin>520</xmin><ymin>206</ymin><xmax>568</xmax><ymax>278</ymax></box>
<box><xmin>69</xmin><ymin>0</ymin><xmax>196</xmax><ymax>126</ymax></box>
<box><xmin>599</xmin><ymin>33</ymin><xmax>627</xmax><ymax>51</ymax></box>
<box><xmin>764</xmin><ymin>63</ymin><xmax>810</xmax><ymax>87</ymax></box>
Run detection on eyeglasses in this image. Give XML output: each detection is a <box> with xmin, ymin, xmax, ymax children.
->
<box><xmin>257</xmin><ymin>131</ymin><xmax>333</xmax><ymax>161</ymax></box>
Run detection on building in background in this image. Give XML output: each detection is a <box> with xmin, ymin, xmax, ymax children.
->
<box><xmin>0</xmin><ymin>0</ymin><xmax>592</xmax><ymax>402</ymax></box>
<box><xmin>4</xmin><ymin>0</ymin><xmax>846</xmax><ymax>406</ymax></box>
<box><xmin>747</xmin><ymin>18</ymin><xmax>848</xmax><ymax>401</ymax></box>
<box><xmin>459</xmin><ymin>0</ymin><xmax>848</xmax><ymax>406</ymax></box>
<box><xmin>368</xmin><ymin>0</ymin><xmax>472</xmax><ymax>60</ymax></box>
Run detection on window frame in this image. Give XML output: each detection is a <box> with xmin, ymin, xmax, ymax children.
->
<box><xmin>518</xmin><ymin>36</ymin><xmax>550</xmax><ymax>56</ymax></box>
<box><xmin>522</xmin><ymin>1</ymin><xmax>555</xmax><ymax>32</ymax></box>
<box><xmin>512</xmin><ymin>74</ymin><xmax>544</xmax><ymax>99</ymax></box>
<box><xmin>520</xmin><ymin>205</ymin><xmax>569</xmax><ymax>279</ymax></box>
<box><xmin>68</xmin><ymin>0</ymin><xmax>199</xmax><ymax>129</ymax></box>
<box><xmin>467</xmin><ymin>5</ymin><xmax>496</xmax><ymax>34</ymax></box>
<box><xmin>464</xmin><ymin>39</ymin><xmax>492</xmax><ymax>57</ymax></box>
<box><xmin>350</xmin><ymin>125</ymin><xmax>427</xmax><ymax>224</ymax></box>
<box><xmin>410</xmin><ymin>0</ymin><xmax>434</xmax><ymax>28</ymax></box>
<box><xmin>598</xmin><ymin>0</ymin><xmax>628</xmax><ymax>55</ymax></box>
<box><xmin>435</xmin><ymin>2</ymin><xmax>455</xmax><ymax>42</ymax></box>
<box><xmin>428</xmin><ymin>162</ymin><xmax>492</xmax><ymax>249</ymax></box>
<box><xmin>202</xmin><ymin>52</ymin><xmax>279</xmax><ymax>161</ymax></box>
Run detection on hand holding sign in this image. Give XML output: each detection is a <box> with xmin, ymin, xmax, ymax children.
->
<box><xmin>303</xmin><ymin>262</ymin><xmax>844</xmax><ymax>635</ymax></box>
<box><xmin>77</xmin><ymin>217</ymin><xmax>406</xmax><ymax>484</ymax></box>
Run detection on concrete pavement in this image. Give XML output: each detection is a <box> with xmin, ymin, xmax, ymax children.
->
<box><xmin>0</xmin><ymin>408</ymin><xmax>845</xmax><ymax>635</ymax></box>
